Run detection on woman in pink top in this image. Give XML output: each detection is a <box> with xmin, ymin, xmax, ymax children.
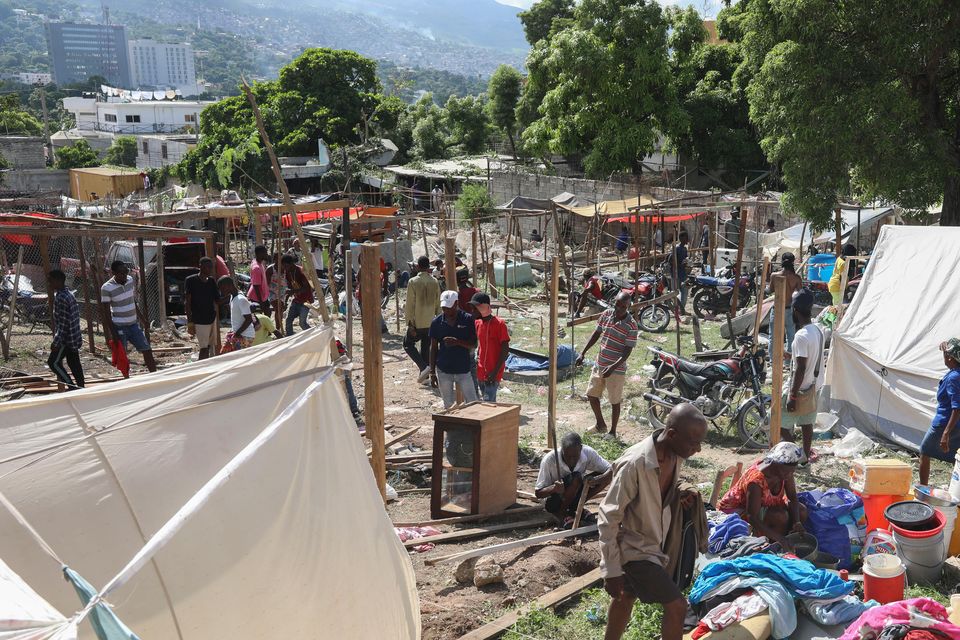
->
<box><xmin>248</xmin><ymin>245</ymin><xmax>271</xmax><ymax>314</ymax></box>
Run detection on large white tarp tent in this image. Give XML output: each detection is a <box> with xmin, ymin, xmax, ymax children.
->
<box><xmin>825</xmin><ymin>225</ymin><xmax>960</xmax><ymax>450</ymax></box>
<box><xmin>760</xmin><ymin>206</ymin><xmax>896</xmax><ymax>257</ymax></box>
<box><xmin>0</xmin><ymin>327</ymin><xmax>420</xmax><ymax>639</ymax></box>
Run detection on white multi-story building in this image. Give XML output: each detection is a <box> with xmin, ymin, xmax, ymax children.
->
<box><xmin>128</xmin><ymin>40</ymin><xmax>198</xmax><ymax>97</ymax></box>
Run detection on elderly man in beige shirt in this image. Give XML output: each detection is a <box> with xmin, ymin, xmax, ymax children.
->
<box><xmin>404</xmin><ymin>255</ymin><xmax>441</xmax><ymax>382</ymax></box>
<box><xmin>599</xmin><ymin>403</ymin><xmax>708</xmax><ymax>640</ymax></box>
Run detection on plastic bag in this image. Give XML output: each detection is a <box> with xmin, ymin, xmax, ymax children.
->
<box><xmin>799</xmin><ymin>489</ymin><xmax>867</xmax><ymax>570</ymax></box>
<box><xmin>831</xmin><ymin>428</ymin><xmax>874</xmax><ymax>458</ymax></box>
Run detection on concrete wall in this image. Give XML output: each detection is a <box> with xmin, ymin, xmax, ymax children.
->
<box><xmin>0</xmin><ymin>137</ymin><xmax>46</xmax><ymax>169</ymax></box>
<box><xmin>489</xmin><ymin>170</ymin><xmax>643</xmax><ymax>207</ymax></box>
<box><xmin>1</xmin><ymin>169</ymin><xmax>70</xmax><ymax>193</ymax></box>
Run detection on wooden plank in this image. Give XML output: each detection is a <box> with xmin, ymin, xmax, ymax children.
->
<box><xmin>425</xmin><ymin>524</ymin><xmax>598</xmax><ymax>566</ymax></box>
<box><xmin>444</xmin><ymin>235</ymin><xmax>458</xmax><ymax>294</ymax></box>
<box><xmin>770</xmin><ymin>274</ymin><xmax>786</xmax><ymax>446</ymax></box>
<box><xmin>360</xmin><ymin>243</ymin><xmax>387</xmax><ymax>501</ymax></box>
<box><xmin>366</xmin><ymin>425</ymin><xmax>421</xmax><ymax>456</ymax></box>
<box><xmin>402</xmin><ymin>516</ymin><xmax>552</xmax><ymax>547</ymax></box>
<box><xmin>565</xmin><ymin>291</ymin><xmax>679</xmax><ymax>327</ymax></box>
<box><xmin>205</xmin><ymin>200</ymin><xmax>351</xmax><ymax>218</ymax></box>
<box><xmin>547</xmin><ymin>256</ymin><xmax>559</xmax><ymax>450</ymax></box>
<box><xmin>752</xmin><ymin>256</ymin><xmax>771</xmax><ymax>339</ymax></box>
<box><xmin>457</xmin><ymin>568</ymin><xmax>603</xmax><ymax>640</ymax></box>
<box><xmin>729</xmin><ymin>205</ymin><xmax>749</xmax><ymax>316</ymax></box>
<box><xmin>393</xmin><ymin>505</ymin><xmax>545</xmax><ymax>528</ymax></box>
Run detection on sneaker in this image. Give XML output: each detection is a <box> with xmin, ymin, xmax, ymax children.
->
<box><xmin>417</xmin><ymin>368</ymin><xmax>431</xmax><ymax>383</ymax></box>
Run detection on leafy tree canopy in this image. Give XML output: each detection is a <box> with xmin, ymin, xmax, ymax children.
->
<box><xmin>0</xmin><ymin>94</ymin><xmax>43</xmax><ymax>135</ymax></box>
<box><xmin>487</xmin><ymin>65</ymin><xmax>523</xmax><ymax>157</ymax></box>
<box><xmin>54</xmin><ymin>139</ymin><xmax>99</xmax><ymax>170</ymax></box>
<box><xmin>104</xmin><ymin>135</ymin><xmax>138</xmax><ymax>167</ymax></box>
<box><xmin>457</xmin><ymin>183</ymin><xmax>496</xmax><ymax>222</ymax></box>
<box><xmin>518</xmin><ymin>0</ymin><xmax>575</xmax><ymax>46</ymax></box>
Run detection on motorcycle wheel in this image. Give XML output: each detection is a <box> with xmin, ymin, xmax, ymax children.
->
<box><xmin>736</xmin><ymin>395</ymin><xmax>772</xmax><ymax>449</ymax></box>
<box><xmin>692</xmin><ymin>289</ymin><xmax>716</xmax><ymax>319</ymax></box>
<box><xmin>638</xmin><ymin>304</ymin><xmax>671</xmax><ymax>333</ymax></box>
<box><xmin>647</xmin><ymin>369</ymin><xmax>679</xmax><ymax>429</ymax></box>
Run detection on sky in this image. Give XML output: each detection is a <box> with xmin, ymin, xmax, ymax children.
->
<box><xmin>494</xmin><ymin>0</ymin><xmax>725</xmax><ymax>19</ymax></box>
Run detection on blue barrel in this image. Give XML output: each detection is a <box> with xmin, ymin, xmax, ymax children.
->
<box><xmin>807</xmin><ymin>253</ymin><xmax>837</xmax><ymax>282</ymax></box>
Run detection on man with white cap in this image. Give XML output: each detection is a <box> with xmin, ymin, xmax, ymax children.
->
<box><xmin>429</xmin><ymin>290</ymin><xmax>479</xmax><ymax>408</ymax></box>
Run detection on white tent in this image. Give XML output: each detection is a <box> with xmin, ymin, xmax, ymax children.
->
<box><xmin>825</xmin><ymin>225</ymin><xmax>960</xmax><ymax>450</ymax></box>
<box><xmin>0</xmin><ymin>328</ymin><xmax>420</xmax><ymax>639</ymax></box>
<box><xmin>760</xmin><ymin>206</ymin><xmax>896</xmax><ymax>257</ymax></box>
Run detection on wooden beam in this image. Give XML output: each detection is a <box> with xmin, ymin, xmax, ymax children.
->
<box><xmin>729</xmin><ymin>206</ymin><xmax>749</xmax><ymax>316</ymax></box>
<box><xmin>565</xmin><ymin>291</ymin><xmax>679</xmax><ymax>327</ymax></box>
<box><xmin>547</xmin><ymin>256</ymin><xmax>559</xmax><ymax>450</ymax></box>
<box><xmin>205</xmin><ymin>200</ymin><xmax>351</xmax><ymax>218</ymax></box>
<box><xmin>456</xmin><ymin>568</ymin><xmax>603</xmax><ymax>640</ymax></box>
<box><xmin>0</xmin><ymin>226</ymin><xmax>214</xmax><ymax>238</ymax></box>
<box><xmin>366</xmin><ymin>425</ymin><xmax>421</xmax><ymax>456</ymax></box>
<box><xmin>392</xmin><ymin>505</ymin><xmax>545</xmax><ymax>528</ymax></box>
<box><xmin>444</xmin><ymin>235</ymin><xmax>458</xmax><ymax>294</ymax></box>
<box><xmin>360</xmin><ymin>243</ymin><xmax>387</xmax><ymax>501</ymax></box>
<box><xmin>425</xmin><ymin>524</ymin><xmax>598</xmax><ymax>566</ymax></box>
<box><xmin>752</xmin><ymin>256</ymin><xmax>771</xmax><ymax>339</ymax></box>
<box><xmin>770</xmin><ymin>274</ymin><xmax>786</xmax><ymax>446</ymax></box>
<box><xmin>402</xmin><ymin>517</ymin><xmax>552</xmax><ymax>547</ymax></box>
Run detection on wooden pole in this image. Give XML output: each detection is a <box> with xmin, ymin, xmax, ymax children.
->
<box><xmin>444</xmin><ymin>235</ymin><xmax>457</xmax><ymax>294</ymax></box>
<box><xmin>156</xmin><ymin>239</ymin><xmax>168</xmax><ymax>329</ymax></box>
<box><xmin>770</xmin><ymin>274</ymin><xmax>786</xmax><ymax>446</ymax></box>
<box><xmin>136</xmin><ymin>238</ymin><xmax>151</xmax><ymax>342</ymax></box>
<box><xmin>253</xmin><ymin>208</ymin><xmax>263</xmax><ymax>247</ymax></box>
<box><xmin>419</xmin><ymin>219</ymin><xmax>429</xmax><ymax>259</ymax></box>
<box><xmin>547</xmin><ymin>257</ymin><xmax>560</xmax><ymax>450</ymax></box>
<box><xmin>729</xmin><ymin>205</ymin><xmax>749</xmax><ymax>316</ymax></box>
<box><xmin>345</xmin><ymin>248</ymin><xmax>354</xmax><ymax>355</ymax></box>
<box><xmin>691</xmin><ymin>315</ymin><xmax>703</xmax><ymax>352</ymax></box>
<box><xmin>671</xmin><ymin>231</ymin><xmax>681</xmax><ymax>354</ymax></box>
<box><xmin>503</xmin><ymin>213</ymin><xmax>513</xmax><ymax>298</ymax></box>
<box><xmin>709</xmin><ymin>210</ymin><xmax>718</xmax><ymax>272</ymax></box>
<box><xmin>752</xmin><ymin>256</ymin><xmax>771</xmax><ymax>340</ymax></box>
<box><xmin>834</xmin><ymin>207</ymin><xmax>842</xmax><ymax>256</ymax></box>
<box><xmin>76</xmin><ymin>238</ymin><xmax>96</xmax><ymax>354</ymax></box>
<box><xmin>360</xmin><ymin>243</ymin><xmax>387</xmax><ymax>501</ymax></box>
<box><xmin>799</xmin><ymin>220</ymin><xmax>808</xmax><ymax>267</ymax></box>
<box><xmin>3</xmin><ymin>246</ymin><xmax>24</xmax><ymax>357</ymax></box>
<box><xmin>241</xmin><ymin>80</ymin><xmax>329</xmax><ymax>324</ymax></box>
<box><xmin>471</xmin><ymin>219</ymin><xmax>478</xmax><ymax>287</ymax></box>
<box><xmin>204</xmin><ymin>237</ymin><xmax>221</xmax><ymax>354</ymax></box>
<box><xmin>91</xmin><ymin>239</ymin><xmax>105</xmax><ymax>344</ymax></box>
<box><xmin>39</xmin><ymin>237</ymin><xmax>54</xmax><ymax>331</ymax></box>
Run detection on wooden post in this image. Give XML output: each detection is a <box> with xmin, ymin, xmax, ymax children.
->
<box><xmin>547</xmin><ymin>257</ymin><xmax>560</xmax><ymax>450</ymax></box>
<box><xmin>633</xmin><ymin>210</ymin><xmax>641</xmax><ymax>281</ymax></box>
<box><xmin>671</xmin><ymin>233</ymin><xmax>681</xmax><ymax>354</ymax></box>
<box><xmin>91</xmin><ymin>239</ymin><xmax>105</xmax><ymax>345</ymax></box>
<box><xmin>770</xmin><ymin>274</ymin><xmax>786</xmax><ymax>446</ymax></box>
<box><xmin>729</xmin><ymin>206</ymin><xmax>749</xmax><ymax>317</ymax></box>
<box><xmin>471</xmin><ymin>219</ymin><xmax>478</xmax><ymax>286</ymax></box>
<box><xmin>835</xmin><ymin>207</ymin><xmax>842</xmax><ymax>256</ymax></box>
<box><xmin>39</xmin><ymin>237</ymin><xmax>54</xmax><ymax>331</ymax></box>
<box><xmin>205</xmin><ymin>236</ymin><xmax>221</xmax><ymax>354</ymax></box>
<box><xmin>360</xmin><ymin>243</ymin><xmax>387</xmax><ymax>501</ymax></box>
<box><xmin>799</xmin><ymin>220</ymin><xmax>809</xmax><ymax>268</ymax></box>
<box><xmin>3</xmin><ymin>246</ymin><xmax>24</xmax><ymax>357</ymax></box>
<box><xmin>136</xmin><ymin>238</ymin><xmax>151</xmax><ymax>342</ymax></box>
<box><xmin>253</xmin><ymin>208</ymin><xmax>263</xmax><ymax>248</ymax></box>
<box><xmin>419</xmin><ymin>218</ymin><xmax>429</xmax><ymax>259</ymax></box>
<box><xmin>155</xmin><ymin>238</ymin><xmax>168</xmax><ymax>329</ymax></box>
<box><xmin>76</xmin><ymin>238</ymin><xmax>96</xmax><ymax>354</ymax></box>
<box><xmin>691</xmin><ymin>315</ymin><xmax>703</xmax><ymax>352</ymax></box>
<box><xmin>709</xmin><ymin>210</ymin><xmax>718</xmax><ymax>272</ymax></box>
<box><xmin>503</xmin><ymin>213</ymin><xmax>513</xmax><ymax>298</ymax></box>
<box><xmin>241</xmin><ymin>80</ymin><xmax>329</xmax><ymax>324</ymax></box>
<box><xmin>444</xmin><ymin>235</ymin><xmax>457</xmax><ymax>294</ymax></box>
<box><xmin>753</xmin><ymin>256</ymin><xmax>771</xmax><ymax>340</ymax></box>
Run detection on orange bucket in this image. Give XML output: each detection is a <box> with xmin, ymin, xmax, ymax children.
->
<box><xmin>856</xmin><ymin>491</ymin><xmax>912</xmax><ymax>533</ymax></box>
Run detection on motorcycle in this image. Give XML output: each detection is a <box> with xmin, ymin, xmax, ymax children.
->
<box><xmin>572</xmin><ymin>271</ymin><xmax>673</xmax><ymax>333</ymax></box>
<box><xmin>689</xmin><ymin>269</ymin><xmax>757</xmax><ymax>319</ymax></box>
<box><xmin>644</xmin><ymin>335</ymin><xmax>772</xmax><ymax>448</ymax></box>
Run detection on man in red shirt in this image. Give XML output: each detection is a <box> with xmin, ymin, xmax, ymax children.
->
<box><xmin>470</xmin><ymin>292</ymin><xmax>510</xmax><ymax>402</ymax></box>
<box><xmin>281</xmin><ymin>254</ymin><xmax>314</xmax><ymax>335</ymax></box>
<box><xmin>456</xmin><ymin>268</ymin><xmax>479</xmax><ymax>314</ymax></box>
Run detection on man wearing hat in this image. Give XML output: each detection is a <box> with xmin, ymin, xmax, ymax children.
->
<box><xmin>782</xmin><ymin>290</ymin><xmax>825</xmax><ymax>463</ymax></box>
<box><xmin>429</xmin><ymin>290</ymin><xmax>479</xmax><ymax>408</ymax></box>
<box><xmin>470</xmin><ymin>292</ymin><xmax>510</xmax><ymax>402</ymax></box>
<box><xmin>919</xmin><ymin>338</ymin><xmax>960</xmax><ymax>485</ymax></box>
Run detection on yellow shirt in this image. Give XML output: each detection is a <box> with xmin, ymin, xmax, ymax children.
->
<box><xmin>828</xmin><ymin>257</ymin><xmax>846</xmax><ymax>293</ymax></box>
<box><xmin>252</xmin><ymin>313</ymin><xmax>276</xmax><ymax>345</ymax></box>
<box><xmin>405</xmin><ymin>272</ymin><xmax>441</xmax><ymax>330</ymax></box>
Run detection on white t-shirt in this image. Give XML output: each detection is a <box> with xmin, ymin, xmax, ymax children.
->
<box><xmin>310</xmin><ymin>248</ymin><xmax>324</xmax><ymax>271</ymax></box>
<box><xmin>791</xmin><ymin>323</ymin><xmax>825</xmax><ymax>391</ymax></box>
<box><xmin>230</xmin><ymin>293</ymin><xmax>256</xmax><ymax>338</ymax></box>
<box><xmin>536</xmin><ymin>445</ymin><xmax>611</xmax><ymax>490</ymax></box>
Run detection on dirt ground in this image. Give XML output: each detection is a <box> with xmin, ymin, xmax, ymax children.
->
<box><xmin>3</xmin><ymin>234</ymin><xmax>952</xmax><ymax>639</ymax></box>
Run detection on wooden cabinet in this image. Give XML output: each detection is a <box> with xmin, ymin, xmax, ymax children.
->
<box><xmin>431</xmin><ymin>402</ymin><xmax>520</xmax><ymax>519</ymax></box>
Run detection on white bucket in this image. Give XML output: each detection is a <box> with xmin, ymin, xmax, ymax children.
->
<box><xmin>950</xmin><ymin>450</ymin><xmax>960</xmax><ymax>502</ymax></box>
<box><xmin>942</xmin><ymin>505</ymin><xmax>959</xmax><ymax>553</ymax></box>
<box><xmin>863</xmin><ymin>553</ymin><xmax>904</xmax><ymax>577</ymax></box>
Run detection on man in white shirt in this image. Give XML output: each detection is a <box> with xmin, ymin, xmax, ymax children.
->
<box><xmin>218</xmin><ymin>276</ymin><xmax>256</xmax><ymax>350</ymax></box>
<box><xmin>535</xmin><ymin>432</ymin><xmax>613</xmax><ymax>524</ymax></box>
<box><xmin>100</xmin><ymin>260</ymin><xmax>157</xmax><ymax>372</ymax></box>
<box><xmin>782</xmin><ymin>290</ymin><xmax>825</xmax><ymax>463</ymax></box>
<box><xmin>309</xmin><ymin>238</ymin><xmax>325</xmax><ymax>273</ymax></box>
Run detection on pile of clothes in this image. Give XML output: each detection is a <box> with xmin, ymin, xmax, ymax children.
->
<box><xmin>837</xmin><ymin>598</ymin><xmax>960</xmax><ymax>640</ymax></box>
<box><xmin>707</xmin><ymin>513</ymin><xmax>782</xmax><ymax>559</ymax></box>
<box><xmin>394</xmin><ymin>526</ymin><xmax>441</xmax><ymax>553</ymax></box>
<box><xmin>689</xmin><ymin>555</ymin><xmax>862</xmax><ymax>639</ymax></box>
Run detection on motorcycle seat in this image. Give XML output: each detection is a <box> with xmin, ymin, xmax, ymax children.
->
<box><xmin>694</xmin><ymin>275</ymin><xmax>735</xmax><ymax>287</ymax></box>
<box><xmin>675</xmin><ymin>358</ymin><xmax>726</xmax><ymax>379</ymax></box>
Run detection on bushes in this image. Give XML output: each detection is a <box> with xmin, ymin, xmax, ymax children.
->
<box><xmin>457</xmin><ymin>183</ymin><xmax>495</xmax><ymax>222</ymax></box>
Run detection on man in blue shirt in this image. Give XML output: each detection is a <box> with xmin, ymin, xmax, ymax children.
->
<box><xmin>47</xmin><ymin>269</ymin><xmax>85</xmax><ymax>389</ymax></box>
<box><xmin>671</xmin><ymin>231</ymin><xmax>690</xmax><ymax>314</ymax></box>
<box><xmin>920</xmin><ymin>338</ymin><xmax>960</xmax><ymax>484</ymax></box>
<box><xmin>429</xmin><ymin>290</ymin><xmax>479</xmax><ymax>408</ymax></box>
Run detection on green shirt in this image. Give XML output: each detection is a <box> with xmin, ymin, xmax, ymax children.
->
<box><xmin>252</xmin><ymin>313</ymin><xmax>276</xmax><ymax>345</ymax></box>
<box><xmin>405</xmin><ymin>272</ymin><xmax>441</xmax><ymax>330</ymax></box>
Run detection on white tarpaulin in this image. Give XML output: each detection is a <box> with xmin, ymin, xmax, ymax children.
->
<box><xmin>760</xmin><ymin>206</ymin><xmax>896</xmax><ymax>257</ymax></box>
<box><xmin>0</xmin><ymin>328</ymin><xmax>420</xmax><ymax>639</ymax></box>
<box><xmin>825</xmin><ymin>226</ymin><xmax>960</xmax><ymax>450</ymax></box>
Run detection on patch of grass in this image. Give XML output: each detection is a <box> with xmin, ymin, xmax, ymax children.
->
<box><xmin>582</xmin><ymin>432</ymin><xmax>630</xmax><ymax>462</ymax></box>
<box><xmin>906</xmin><ymin>583</ymin><xmax>951</xmax><ymax>606</ymax></box>
<box><xmin>504</xmin><ymin>588</ymin><xmax>664</xmax><ymax>640</ymax></box>
<box><xmin>518</xmin><ymin>437</ymin><xmax>540</xmax><ymax>466</ymax></box>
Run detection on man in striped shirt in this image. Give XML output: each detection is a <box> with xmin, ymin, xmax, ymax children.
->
<box><xmin>100</xmin><ymin>260</ymin><xmax>157</xmax><ymax>372</ymax></box>
<box><xmin>576</xmin><ymin>291</ymin><xmax>638</xmax><ymax>439</ymax></box>
<box><xmin>47</xmin><ymin>269</ymin><xmax>84</xmax><ymax>388</ymax></box>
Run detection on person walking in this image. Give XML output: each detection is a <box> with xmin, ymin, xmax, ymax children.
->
<box><xmin>698</xmin><ymin>221</ymin><xmax>710</xmax><ymax>264</ymax></box>
<box><xmin>782</xmin><ymin>291</ymin><xmax>825</xmax><ymax>463</ymax></box>
<box><xmin>724</xmin><ymin>209</ymin><xmax>741</xmax><ymax>249</ymax></box>
<box><xmin>470</xmin><ymin>292</ymin><xmax>510</xmax><ymax>402</ymax></box>
<box><xmin>600</xmin><ymin>404</ymin><xmax>708</xmax><ymax>640</ymax></box>
<box><xmin>576</xmin><ymin>292</ymin><xmax>639</xmax><ymax>439</ymax></box>
<box><xmin>281</xmin><ymin>254</ymin><xmax>314</xmax><ymax>335</ymax></box>
<box><xmin>185</xmin><ymin>256</ymin><xmax>221</xmax><ymax>360</ymax></box>
<box><xmin>828</xmin><ymin>243</ymin><xmax>857</xmax><ymax>305</ymax></box>
<box><xmin>47</xmin><ymin>269</ymin><xmax>84</xmax><ymax>389</ymax></box>
<box><xmin>218</xmin><ymin>276</ymin><xmax>256</xmax><ymax>351</ymax></box>
<box><xmin>100</xmin><ymin>260</ymin><xmax>157</xmax><ymax>373</ymax></box>
<box><xmin>247</xmin><ymin>245</ymin><xmax>271</xmax><ymax>315</ymax></box>
<box><xmin>429</xmin><ymin>291</ymin><xmax>478</xmax><ymax>408</ymax></box>
<box><xmin>404</xmin><ymin>256</ymin><xmax>441</xmax><ymax>382</ymax></box>
<box><xmin>775</xmin><ymin>253</ymin><xmax>804</xmax><ymax>359</ymax></box>
<box><xmin>670</xmin><ymin>231</ymin><xmax>689</xmax><ymax>314</ymax></box>
<box><xmin>919</xmin><ymin>339</ymin><xmax>960</xmax><ymax>485</ymax></box>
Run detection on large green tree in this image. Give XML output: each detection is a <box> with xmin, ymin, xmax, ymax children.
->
<box><xmin>731</xmin><ymin>0</ymin><xmax>960</xmax><ymax>227</ymax></box>
<box><xmin>487</xmin><ymin>65</ymin><xmax>523</xmax><ymax>157</ymax></box>
<box><xmin>520</xmin><ymin>0</ymin><xmax>685</xmax><ymax>176</ymax></box>
<box><xmin>104</xmin><ymin>135</ymin><xmax>138</xmax><ymax>167</ymax></box>
<box><xmin>517</xmin><ymin>0</ymin><xmax>575</xmax><ymax>46</ymax></box>
<box><xmin>54</xmin><ymin>140</ymin><xmax>99</xmax><ymax>170</ymax></box>
<box><xmin>443</xmin><ymin>94</ymin><xmax>490</xmax><ymax>156</ymax></box>
<box><xmin>0</xmin><ymin>94</ymin><xmax>42</xmax><ymax>135</ymax></box>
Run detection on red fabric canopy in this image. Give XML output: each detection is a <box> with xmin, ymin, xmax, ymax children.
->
<box><xmin>280</xmin><ymin>207</ymin><xmax>362</xmax><ymax>228</ymax></box>
<box><xmin>605</xmin><ymin>211</ymin><xmax>707</xmax><ymax>224</ymax></box>
<box><xmin>1</xmin><ymin>212</ymin><xmax>57</xmax><ymax>246</ymax></box>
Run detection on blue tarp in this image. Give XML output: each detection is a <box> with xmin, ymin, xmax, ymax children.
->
<box><xmin>505</xmin><ymin>344</ymin><xmax>578</xmax><ymax>372</ymax></box>
<box><xmin>64</xmin><ymin>566</ymin><xmax>140</xmax><ymax>640</ymax></box>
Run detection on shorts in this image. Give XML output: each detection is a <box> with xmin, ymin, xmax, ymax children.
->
<box><xmin>194</xmin><ymin>323</ymin><xmax>216</xmax><ymax>349</ymax></box>
<box><xmin>115</xmin><ymin>323</ymin><xmax>151</xmax><ymax>352</ymax></box>
<box><xmin>587</xmin><ymin>370</ymin><xmax>625</xmax><ymax>405</ymax></box>
<box><xmin>920</xmin><ymin>423</ymin><xmax>960</xmax><ymax>463</ymax></box>
<box><xmin>622</xmin><ymin>560</ymin><xmax>683</xmax><ymax>604</ymax></box>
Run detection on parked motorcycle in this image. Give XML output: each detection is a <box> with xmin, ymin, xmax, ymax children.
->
<box><xmin>689</xmin><ymin>269</ymin><xmax>757</xmax><ymax>318</ymax></box>
<box><xmin>644</xmin><ymin>335</ymin><xmax>772</xmax><ymax>448</ymax></box>
<box><xmin>572</xmin><ymin>271</ymin><xmax>673</xmax><ymax>333</ymax></box>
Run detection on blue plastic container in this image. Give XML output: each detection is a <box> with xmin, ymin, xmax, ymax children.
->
<box><xmin>807</xmin><ymin>253</ymin><xmax>837</xmax><ymax>282</ymax></box>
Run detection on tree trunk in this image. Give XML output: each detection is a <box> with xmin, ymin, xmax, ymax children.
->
<box><xmin>507</xmin><ymin>130</ymin><xmax>518</xmax><ymax>160</ymax></box>
<box><xmin>942</xmin><ymin>171</ymin><xmax>960</xmax><ymax>226</ymax></box>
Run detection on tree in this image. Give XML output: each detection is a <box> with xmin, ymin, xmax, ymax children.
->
<box><xmin>104</xmin><ymin>135</ymin><xmax>138</xmax><ymax>167</ymax></box>
<box><xmin>521</xmin><ymin>0</ymin><xmax>685</xmax><ymax>176</ymax></box>
<box><xmin>732</xmin><ymin>0</ymin><xmax>960</xmax><ymax>227</ymax></box>
<box><xmin>487</xmin><ymin>65</ymin><xmax>523</xmax><ymax>157</ymax></box>
<box><xmin>54</xmin><ymin>139</ymin><xmax>99</xmax><ymax>169</ymax></box>
<box><xmin>0</xmin><ymin>94</ymin><xmax>42</xmax><ymax>135</ymax></box>
<box><xmin>443</xmin><ymin>94</ymin><xmax>489</xmax><ymax>155</ymax></box>
<box><xmin>518</xmin><ymin>0</ymin><xmax>575</xmax><ymax>46</ymax></box>
<box><xmin>457</xmin><ymin>183</ymin><xmax>496</xmax><ymax>222</ymax></box>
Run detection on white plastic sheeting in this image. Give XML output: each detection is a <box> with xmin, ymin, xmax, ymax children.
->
<box><xmin>760</xmin><ymin>206</ymin><xmax>895</xmax><ymax>257</ymax></box>
<box><xmin>0</xmin><ymin>328</ymin><xmax>420</xmax><ymax>639</ymax></box>
<box><xmin>0</xmin><ymin>557</ymin><xmax>75</xmax><ymax>640</ymax></box>
<box><xmin>825</xmin><ymin>226</ymin><xmax>960</xmax><ymax>450</ymax></box>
